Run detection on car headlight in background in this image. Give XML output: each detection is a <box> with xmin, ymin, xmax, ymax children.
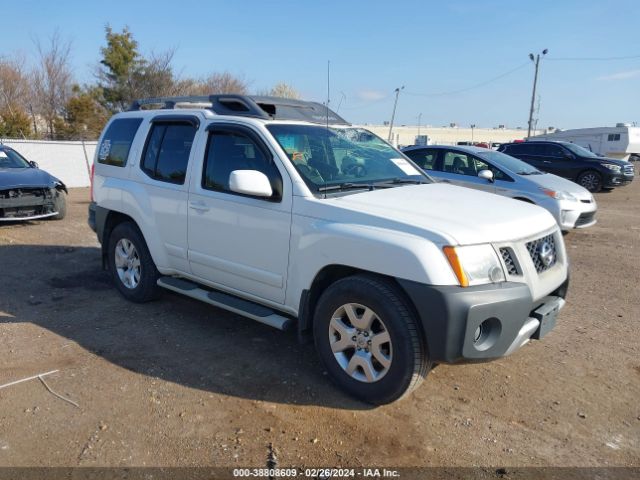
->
<box><xmin>443</xmin><ymin>245</ymin><xmax>506</xmax><ymax>287</ymax></box>
<box><xmin>602</xmin><ymin>163</ymin><xmax>621</xmax><ymax>172</ymax></box>
<box><xmin>540</xmin><ymin>188</ymin><xmax>578</xmax><ymax>201</ymax></box>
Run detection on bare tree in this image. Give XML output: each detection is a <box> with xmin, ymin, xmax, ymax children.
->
<box><xmin>0</xmin><ymin>56</ymin><xmax>33</xmax><ymax>138</ymax></box>
<box><xmin>269</xmin><ymin>82</ymin><xmax>301</xmax><ymax>99</ymax></box>
<box><xmin>32</xmin><ymin>31</ymin><xmax>74</xmax><ymax>138</ymax></box>
<box><xmin>180</xmin><ymin>72</ymin><xmax>249</xmax><ymax>96</ymax></box>
<box><xmin>130</xmin><ymin>49</ymin><xmax>181</xmax><ymax>99</ymax></box>
<box><xmin>0</xmin><ymin>56</ymin><xmax>30</xmax><ymax>113</ymax></box>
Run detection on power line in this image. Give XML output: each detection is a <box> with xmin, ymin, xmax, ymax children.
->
<box><xmin>405</xmin><ymin>61</ymin><xmax>531</xmax><ymax>98</ymax></box>
<box><xmin>545</xmin><ymin>54</ymin><xmax>640</xmax><ymax>61</ymax></box>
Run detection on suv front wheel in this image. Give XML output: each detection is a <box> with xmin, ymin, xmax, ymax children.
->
<box><xmin>577</xmin><ymin>170</ymin><xmax>602</xmax><ymax>192</ymax></box>
<box><xmin>313</xmin><ymin>274</ymin><xmax>429</xmax><ymax>404</ymax></box>
<box><xmin>107</xmin><ymin>221</ymin><xmax>161</xmax><ymax>302</ymax></box>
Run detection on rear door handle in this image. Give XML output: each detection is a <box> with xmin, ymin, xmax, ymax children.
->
<box><xmin>189</xmin><ymin>201</ymin><xmax>210</xmax><ymax>212</ymax></box>
<box><xmin>543</xmin><ymin>160</ymin><xmax>552</xmax><ymax>164</ymax></box>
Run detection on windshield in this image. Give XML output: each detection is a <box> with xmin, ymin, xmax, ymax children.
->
<box><xmin>477</xmin><ymin>150</ymin><xmax>542</xmax><ymax>174</ymax></box>
<box><xmin>0</xmin><ymin>149</ymin><xmax>31</xmax><ymax>169</ymax></box>
<box><xmin>266</xmin><ymin>125</ymin><xmax>430</xmax><ymax>192</ymax></box>
<box><xmin>563</xmin><ymin>142</ymin><xmax>599</xmax><ymax>158</ymax></box>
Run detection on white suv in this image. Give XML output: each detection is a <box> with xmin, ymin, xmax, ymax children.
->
<box><xmin>89</xmin><ymin>95</ymin><xmax>569</xmax><ymax>404</ymax></box>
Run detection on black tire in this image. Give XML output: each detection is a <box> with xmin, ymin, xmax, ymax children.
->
<box><xmin>313</xmin><ymin>274</ymin><xmax>429</xmax><ymax>405</ymax></box>
<box><xmin>577</xmin><ymin>170</ymin><xmax>602</xmax><ymax>193</ymax></box>
<box><xmin>107</xmin><ymin>221</ymin><xmax>161</xmax><ymax>303</ymax></box>
<box><xmin>51</xmin><ymin>190</ymin><xmax>67</xmax><ymax>220</ymax></box>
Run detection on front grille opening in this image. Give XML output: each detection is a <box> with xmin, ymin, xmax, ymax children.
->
<box><xmin>526</xmin><ymin>234</ymin><xmax>558</xmax><ymax>273</ymax></box>
<box><xmin>576</xmin><ymin>211</ymin><xmax>596</xmax><ymax>227</ymax></box>
<box><xmin>500</xmin><ymin>247</ymin><xmax>520</xmax><ymax>276</ymax></box>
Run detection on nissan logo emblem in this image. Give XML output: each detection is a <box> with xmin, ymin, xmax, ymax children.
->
<box><xmin>538</xmin><ymin>241</ymin><xmax>555</xmax><ymax>267</ymax></box>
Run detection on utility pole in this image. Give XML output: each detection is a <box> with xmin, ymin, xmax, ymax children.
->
<box><xmin>527</xmin><ymin>49</ymin><xmax>548</xmax><ymax>139</ymax></box>
<box><xmin>470</xmin><ymin>124</ymin><xmax>476</xmax><ymax>143</ymax></box>
<box><xmin>388</xmin><ymin>86</ymin><xmax>404</xmax><ymax>143</ymax></box>
<box><xmin>417</xmin><ymin>113</ymin><xmax>422</xmax><ymax>137</ymax></box>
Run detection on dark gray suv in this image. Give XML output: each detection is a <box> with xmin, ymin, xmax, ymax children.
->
<box><xmin>498</xmin><ymin>141</ymin><xmax>634</xmax><ymax>192</ymax></box>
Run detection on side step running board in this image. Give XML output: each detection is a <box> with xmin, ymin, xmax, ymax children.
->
<box><xmin>157</xmin><ymin>277</ymin><xmax>293</xmax><ymax>331</ymax></box>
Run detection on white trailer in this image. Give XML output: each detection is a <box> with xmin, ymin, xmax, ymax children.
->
<box><xmin>534</xmin><ymin>124</ymin><xmax>640</xmax><ymax>162</ymax></box>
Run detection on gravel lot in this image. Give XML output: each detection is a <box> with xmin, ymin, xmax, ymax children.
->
<box><xmin>0</xmin><ymin>184</ymin><xmax>638</xmax><ymax>469</ymax></box>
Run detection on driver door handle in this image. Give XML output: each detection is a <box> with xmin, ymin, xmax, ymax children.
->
<box><xmin>189</xmin><ymin>201</ymin><xmax>210</xmax><ymax>212</ymax></box>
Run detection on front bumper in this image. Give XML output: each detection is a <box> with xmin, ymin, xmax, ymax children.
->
<box><xmin>0</xmin><ymin>187</ymin><xmax>58</xmax><ymax>221</ymax></box>
<box><xmin>604</xmin><ymin>171</ymin><xmax>634</xmax><ymax>187</ymax></box>
<box><xmin>556</xmin><ymin>198</ymin><xmax>597</xmax><ymax>230</ymax></box>
<box><xmin>398</xmin><ymin>277</ymin><xmax>569</xmax><ymax>364</ymax></box>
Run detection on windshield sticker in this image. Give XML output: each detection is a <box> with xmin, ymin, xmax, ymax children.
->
<box><xmin>391</xmin><ymin>158</ymin><xmax>421</xmax><ymax>175</ymax></box>
<box><xmin>98</xmin><ymin>139</ymin><xmax>111</xmax><ymax>161</ymax></box>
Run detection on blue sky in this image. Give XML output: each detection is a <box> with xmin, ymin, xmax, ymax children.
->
<box><xmin>3</xmin><ymin>0</ymin><xmax>640</xmax><ymax>129</ymax></box>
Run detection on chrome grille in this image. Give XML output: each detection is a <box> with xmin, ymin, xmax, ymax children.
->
<box><xmin>526</xmin><ymin>234</ymin><xmax>557</xmax><ymax>273</ymax></box>
<box><xmin>623</xmin><ymin>164</ymin><xmax>634</xmax><ymax>176</ymax></box>
<box><xmin>500</xmin><ymin>247</ymin><xmax>520</xmax><ymax>275</ymax></box>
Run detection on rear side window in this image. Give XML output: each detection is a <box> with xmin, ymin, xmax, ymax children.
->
<box><xmin>507</xmin><ymin>143</ymin><xmax>544</xmax><ymax>155</ymax></box>
<box><xmin>97</xmin><ymin>118</ymin><xmax>143</xmax><ymax>167</ymax></box>
<box><xmin>608</xmin><ymin>133</ymin><xmax>621</xmax><ymax>141</ymax></box>
<box><xmin>404</xmin><ymin>149</ymin><xmax>437</xmax><ymax>170</ymax></box>
<box><xmin>141</xmin><ymin>123</ymin><xmax>197</xmax><ymax>184</ymax></box>
<box><xmin>544</xmin><ymin>144</ymin><xmax>565</xmax><ymax>157</ymax></box>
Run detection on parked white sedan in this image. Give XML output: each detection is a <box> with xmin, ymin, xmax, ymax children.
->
<box><xmin>402</xmin><ymin>145</ymin><xmax>597</xmax><ymax>230</ymax></box>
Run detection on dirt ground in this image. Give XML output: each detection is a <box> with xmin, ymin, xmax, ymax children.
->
<box><xmin>0</xmin><ymin>184</ymin><xmax>638</xmax><ymax>469</ymax></box>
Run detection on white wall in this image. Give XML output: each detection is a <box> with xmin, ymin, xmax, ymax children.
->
<box><xmin>0</xmin><ymin>139</ymin><xmax>97</xmax><ymax>188</ymax></box>
<box><xmin>360</xmin><ymin>125</ymin><xmax>542</xmax><ymax>147</ymax></box>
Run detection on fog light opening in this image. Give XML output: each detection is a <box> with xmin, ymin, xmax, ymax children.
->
<box><xmin>473</xmin><ymin>317</ymin><xmax>502</xmax><ymax>351</ymax></box>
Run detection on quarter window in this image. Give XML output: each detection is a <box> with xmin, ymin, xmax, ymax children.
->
<box><xmin>141</xmin><ymin>123</ymin><xmax>197</xmax><ymax>184</ymax></box>
<box><xmin>203</xmin><ymin>129</ymin><xmax>281</xmax><ymax>199</ymax></box>
<box><xmin>97</xmin><ymin>118</ymin><xmax>143</xmax><ymax>167</ymax></box>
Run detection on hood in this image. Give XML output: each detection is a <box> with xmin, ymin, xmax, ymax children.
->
<box><xmin>304</xmin><ymin>183</ymin><xmax>557</xmax><ymax>246</ymax></box>
<box><xmin>523</xmin><ymin>172</ymin><xmax>593</xmax><ymax>200</ymax></box>
<box><xmin>591</xmin><ymin>156</ymin><xmax>631</xmax><ymax>167</ymax></box>
<box><xmin>0</xmin><ymin>167</ymin><xmax>60</xmax><ymax>190</ymax></box>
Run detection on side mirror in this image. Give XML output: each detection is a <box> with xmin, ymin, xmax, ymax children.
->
<box><xmin>229</xmin><ymin>170</ymin><xmax>273</xmax><ymax>198</ymax></box>
<box><xmin>563</xmin><ymin>152</ymin><xmax>574</xmax><ymax>160</ymax></box>
<box><xmin>29</xmin><ymin>161</ymin><xmax>39</xmax><ymax>169</ymax></box>
<box><xmin>478</xmin><ymin>169</ymin><xmax>494</xmax><ymax>183</ymax></box>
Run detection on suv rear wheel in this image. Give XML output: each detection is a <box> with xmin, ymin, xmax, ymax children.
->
<box><xmin>107</xmin><ymin>222</ymin><xmax>161</xmax><ymax>302</ymax></box>
<box><xmin>313</xmin><ymin>274</ymin><xmax>429</xmax><ymax>404</ymax></box>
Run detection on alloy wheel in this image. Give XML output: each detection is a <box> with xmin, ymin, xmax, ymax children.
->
<box><xmin>328</xmin><ymin>303</ymin><xmax>393</xmax><ymax>383</ymax></box>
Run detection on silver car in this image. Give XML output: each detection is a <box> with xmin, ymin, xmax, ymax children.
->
<box><xmin>402</xmin><ymin>145</ymin><xmax>597</xmax><ymax>230</ymax></box>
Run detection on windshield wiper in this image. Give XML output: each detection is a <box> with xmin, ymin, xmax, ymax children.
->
<box><xmin>318</xmin><ymin>183</ymin><xmax>376</xmax><ymax>192</ymax></box>
<box><xmin>374</xmin><ymin>177</ymin><xmax>428</xmax><ymax>186</ymax></box>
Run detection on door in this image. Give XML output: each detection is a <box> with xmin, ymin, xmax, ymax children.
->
<box><xmin>187</xmin><ymin>124</ymin><xmax>292</xmax><ymax>304</ymax></box>
<box><xmin>136</xmin><ymin>116</ymin><xmax>200</xmax><ymax>273</ymax></box>
<box><xmin>433</xmin><ymin>150</ymin><xmax>496</xmax><ymax>193</ymax></box>
<box><xmin>539</xmin><ymin>143</ymin><xmax>574</xmax><ymax>178</ymax></box>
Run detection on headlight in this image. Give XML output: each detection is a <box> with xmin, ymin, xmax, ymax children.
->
<box><xmin>540</xmin><ymin>188</ymin><xmax>577</xmax><ymax>201</ymax></box>
<box><xmin>602</xmin><ymin>163</ymin><xmax>621</xmax><ymax>172</ymax></box>
<box><xmin>443</xmin><ymin>245</ymin><xmax>505</xmax><ymax>287</ymax></box>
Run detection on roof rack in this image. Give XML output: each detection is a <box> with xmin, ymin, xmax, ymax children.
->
<box><xmin>128</xmin><ymin>94</ymin><xmax>350</xmax><ymax>125</ymax></box>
